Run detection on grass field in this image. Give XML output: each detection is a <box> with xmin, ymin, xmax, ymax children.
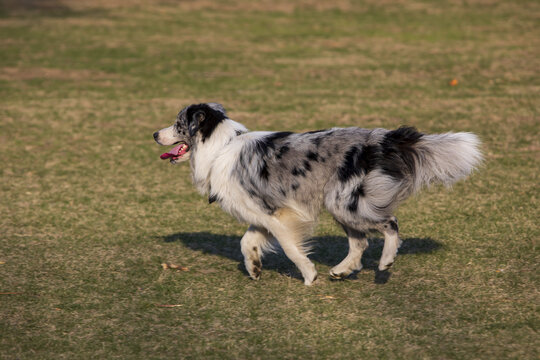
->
<box><xmin>1</xmin><ymin>0</ymin><xmax>538</xmax><ymax>358</ymax></box>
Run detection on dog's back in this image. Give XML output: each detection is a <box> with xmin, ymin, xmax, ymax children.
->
<box><xmin>232</xmin><ymin>126</ymin><xmax>481</xmax><ymax>226</ymax></box>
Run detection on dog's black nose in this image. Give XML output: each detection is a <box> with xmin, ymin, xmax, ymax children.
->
<box><xmin>153</xmin><ymin>132</ymin><xmax>159</xmax><ymax>140</ymax></box>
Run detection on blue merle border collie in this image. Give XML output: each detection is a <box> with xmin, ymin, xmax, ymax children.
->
<box><xmin>153</xmin><ymin>103</ymin><xmax>482</xmax><ymax>285</ymax></box>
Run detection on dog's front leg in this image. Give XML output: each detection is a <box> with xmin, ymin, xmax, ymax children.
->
<box><xmin>266</xmin><ymin>214</ymin><xmax>318</xmax><ymax>285</ymax></box>
<box><xmin>240</xmin><ymin>225</ymin><xmax>273</xmax><ymax>280</ymax></box>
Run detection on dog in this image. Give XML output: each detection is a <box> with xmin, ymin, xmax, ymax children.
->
<box><xmin>153</xmin><ymin>103</ymin><xmax>482</xmax><ymax>285</ymax></box>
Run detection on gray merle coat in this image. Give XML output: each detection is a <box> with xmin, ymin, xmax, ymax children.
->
<box><xmin>154</xmin><ymin>103</ymin><xmax>482</xmax><ymax>285</ymax></box>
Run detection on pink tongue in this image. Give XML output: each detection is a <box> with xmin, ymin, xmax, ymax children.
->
<box><xmin>160</xmin><ymin>144</ymin><xmax>183</xmax><ymax>160</ymax></box>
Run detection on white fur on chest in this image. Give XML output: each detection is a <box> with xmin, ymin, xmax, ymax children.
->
<box><xmin>191</xmin><ymin>125</ymin><xmax>280</xmax><ymax>226</ymax></box>
<box><xmin>208</xmin><ymin>131</ymin><xmax>274</xmax><ymax>224</ymax></box>
<box><xmin>190</xmin><ymin>120</ymin><xmax>245</xmax><ymax>194</ymax></box>
<box><xmin>190</xmin><ymin>120</ymin><xmax>284</xmax><ymax>226</ymax></box>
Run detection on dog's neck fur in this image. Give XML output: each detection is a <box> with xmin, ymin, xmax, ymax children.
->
<box><xmin>190</xmin><ymin>118</ymin><xmax>248</xmax><ymax>195</ymax></box>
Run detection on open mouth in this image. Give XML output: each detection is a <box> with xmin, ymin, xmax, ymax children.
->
<box><xmin>160</xmin><ymin>143</ymin><xmax>189</xmax><ymax>162</ymax></box>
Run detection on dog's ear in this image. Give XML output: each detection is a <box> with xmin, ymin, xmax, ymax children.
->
<box><xmin>188</xmin><ymin>109</ymin><xmax>205</xmax><ymax>137</ymax></box>
<box><xmin>187</xmin><ymin>104</ymin><xmax>227</xmax><ymax>141</ymax></box>
<box><xmin>207</xmin><ymin>103</ymin><xmax>227</xmax><ymax>116</ymax></box>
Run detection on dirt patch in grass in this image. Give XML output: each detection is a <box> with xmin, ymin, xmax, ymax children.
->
<box><xmin>0</xmin><ymin>67</ymin><xmax>117</xmax><ymax>81</ymax></box>
<box><xmin>60</xmin><ymin>0</ymin><xmax>358</xmax><ymax>13</ymax></box>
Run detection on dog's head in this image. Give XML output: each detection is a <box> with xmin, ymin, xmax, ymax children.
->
<box><xmin>153</xmin><ymin>103</ymin><xmax>227</xmax><ymax>164</ymax></box>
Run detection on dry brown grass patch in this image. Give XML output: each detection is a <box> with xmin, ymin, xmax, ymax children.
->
<box><xmin>0</xmin><ymin>67</ymin><xmax>117</xmax><ymax>81</ymax></box>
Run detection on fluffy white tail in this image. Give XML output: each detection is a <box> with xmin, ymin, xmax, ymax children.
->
<box><xmin>413</xmin><ymin>132</ymin><xmax>483</xmax><ymax>191</ymax></box>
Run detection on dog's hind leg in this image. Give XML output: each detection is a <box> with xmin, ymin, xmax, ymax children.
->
<box><xmin>376</xmin><ymin>217</ymin><xmax>402</xmax><ymax>271</ymax></box>
<box><xmin>266</xmin><ymin>208</ymin><xmax>318</xmax><ymax>285</ymax></box>
<box><xmin>329</xmin><ymin>225</ymin><xmax>368</xmax><ymax>279</ymax></box>
<box><xmin>241</xmin><ymin>225</ymin><xmax>274</xmax><ymax>280</ymax></box>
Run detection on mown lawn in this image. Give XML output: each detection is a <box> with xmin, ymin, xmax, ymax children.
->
<box><xmin>0</xmin><ymin>0</ymin><xmax>538</xmax><ymax>358</ymax></box>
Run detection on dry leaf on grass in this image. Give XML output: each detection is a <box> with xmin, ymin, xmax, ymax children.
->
<box><xmin>161</xmin><ymin>263</ymin><xmax>189</xmax><ymax>271</ymax></box>
<box><xmin>156</xmin><ymin>304</ymin><xmax>183</xmax><ymax>308</ymax></box>
<box><xmin>317</xmin><ymin>295</ymin><xmax>337</xmax><ymax>300</ymax></box>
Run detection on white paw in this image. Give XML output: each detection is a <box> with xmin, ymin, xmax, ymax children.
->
<box><xmin>304</xmin><ymin>272</ymin><xmax>318</xmax><ymax>285</ymax></box>
<box><xmin>329</xmin><ymin>268</ymin><xmax>351</xmax><ymax>279</ymax></box>
<box><xmin>245</xmin><ymin>259</ymin><xmax>262</xmax><ymax>280</ymax></box>
<box><xmin>378</xmin><ymin>260</ymin><xmax>394</xmax><ymax>271</ymax></box>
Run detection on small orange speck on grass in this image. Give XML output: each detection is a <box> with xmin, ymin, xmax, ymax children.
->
<box><xmin>449</xmin><ymin>78</ymin><xmax>458</xmax><ymax>86</ymax></box>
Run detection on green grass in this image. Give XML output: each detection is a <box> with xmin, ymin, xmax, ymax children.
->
<box><xmin>1</xmin><ymin>0</ymin><xmax>538</xmax><ymax>358</ymax></box>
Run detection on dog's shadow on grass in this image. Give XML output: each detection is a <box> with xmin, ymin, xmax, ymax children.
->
<box><xmin>161</xmin><ymin>232</ymin><xmax>442</xmax><ymax>284</ymax></box>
